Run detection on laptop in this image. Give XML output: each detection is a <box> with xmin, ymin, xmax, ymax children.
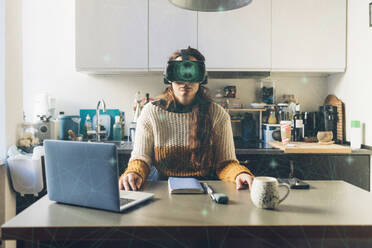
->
<box><xmin>44</xmin><ymin>140</ymin><xmax>154</xmax><ymax>212</ymax></box>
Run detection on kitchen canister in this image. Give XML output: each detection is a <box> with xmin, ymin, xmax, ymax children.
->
<box><xmin>350</xmin><ymin>120</ymin><xmax>362</xmax><ymax>150</ymax></box>
<box><xmin>58</xmin><ymin>115</ymin><xmax>81</xmax><ymax>140</ymax></box>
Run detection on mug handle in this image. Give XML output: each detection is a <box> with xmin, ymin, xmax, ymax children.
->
<box><xmin>278</xmin><ymin>183</ymin><xmax>290</xmax><ymax>204</ymax></box>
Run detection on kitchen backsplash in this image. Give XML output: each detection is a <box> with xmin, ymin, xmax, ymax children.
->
<box><xmin>23</xmin><ymin>72</ymin><xmax>328</xmax><ymax>135</ymax></box>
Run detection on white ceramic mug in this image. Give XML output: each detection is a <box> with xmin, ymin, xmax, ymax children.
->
<box><xmin>251</xmin><ymin>177</ymin><xmax>290</xmax><ymax>209</ymax></box>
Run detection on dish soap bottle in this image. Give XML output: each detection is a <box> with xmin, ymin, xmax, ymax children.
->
<box><xmin>113</xmin><ymin>116</ymin><xmax>122</xmax><ymax>141</ymax></box>
<box><xmin>84</xmin><ymin>114</ymin><xmax>92</xmax><ymax>139</ymax></box>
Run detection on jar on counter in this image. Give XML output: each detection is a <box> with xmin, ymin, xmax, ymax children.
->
<box><xmin>17</xmin><ymin>123</ymin><xmax>40</xmax><ymax>153</ymax></box>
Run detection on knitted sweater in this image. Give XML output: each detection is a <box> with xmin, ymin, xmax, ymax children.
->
<box><xmin>121</xmin><ymin>101</ymin><xmax>253</xmax><ymax>182</ymax></box>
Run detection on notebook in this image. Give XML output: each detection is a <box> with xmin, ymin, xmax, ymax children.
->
<box><xmin>168</xmin><ymin>177</ymin><xmax>205</xmax><ymax>194</ymax></box>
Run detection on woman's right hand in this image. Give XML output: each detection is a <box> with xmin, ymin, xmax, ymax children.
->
<box><xmin>119</xmin><ymin>172</ymin><xmax>143</xmax><ymax>191</ymax></box>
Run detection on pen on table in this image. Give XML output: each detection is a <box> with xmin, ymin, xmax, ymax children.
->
<box><xmin>203</xmin><ymin>183</ymin><xmax>229</xmax><ymax>204</ymax></box>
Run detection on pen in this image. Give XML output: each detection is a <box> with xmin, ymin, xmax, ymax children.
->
<box><xmin>203</xmin><ymin>183</ymin><xmax>229</xmax><ymax>204</ymax></box>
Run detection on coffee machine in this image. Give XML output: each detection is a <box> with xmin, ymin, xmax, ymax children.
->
<box><xmin>319</xmin><ymin>105</ymin><xmax>338</xmax><ymax>141</ymax></box>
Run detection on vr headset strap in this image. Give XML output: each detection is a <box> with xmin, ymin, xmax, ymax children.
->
<box><xmin>180</xmin><ymin>49</ymin><xmax>189</xmax><ymax>61</ymax></box>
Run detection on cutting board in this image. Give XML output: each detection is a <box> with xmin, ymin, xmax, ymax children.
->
<box><xmin>268</xmin><ymin>141</ymin><xmax>352</xmax><ymax>154</ymax></box>
<box><xmin>324</xmin><ymin>94</ymin><xmax>345</xmax><ymax>143</ymax></box>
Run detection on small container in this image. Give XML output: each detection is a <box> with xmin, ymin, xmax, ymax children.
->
<box><xmin>58</xmin><ymin>115</ymin><xmax>81</xmax><ymax>140</ymax></box>
<box><xmin>280</xmin><ymin>121</ymin><xmax>292</xmax><ymax>145</ymax></box>
<box><xmin>350</xmin><ymin>120</ymin><xmax>362</xmax><ymax>150</ymax></box>
<box><xmin>113</xmin><ymin>116</ymin><xmax>122</xmax><ymax>141</ymax></box>
<box><xmin>83</xmin><ymin>114</ymin><xmax>92</xmax><ymax>139</ymax></box>
<box><xmin>129</xmin><ymin>121</ymin><xmax>136</xmax><ymax>143</ymax></box>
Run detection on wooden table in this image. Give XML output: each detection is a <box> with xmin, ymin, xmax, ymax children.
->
<box><xmin>3</xmin><ymin>181</ymin><xmax>372</xmax><ymax>247</ymax></box>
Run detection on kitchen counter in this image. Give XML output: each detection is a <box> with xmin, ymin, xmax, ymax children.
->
<box><xmin>115</xmin><ymin>141</ymin><xmax>372</xmax><ymax>156</ymax></box>
<box><xmin>3</xmin><ymin>181</ymin><xmax>372</xmax><ymax>247</ymax></box>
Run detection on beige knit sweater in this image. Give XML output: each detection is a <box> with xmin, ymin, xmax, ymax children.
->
<box><xmin>121</xmin><ymin>101</ymin><xmax>253</xmax><ymax>182</ymax></box>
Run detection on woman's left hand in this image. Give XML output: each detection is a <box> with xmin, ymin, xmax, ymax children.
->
<box><xmin>235</xmin><ymin>173</ymin><xmax>254</xmax><ymax>190</ymax></box>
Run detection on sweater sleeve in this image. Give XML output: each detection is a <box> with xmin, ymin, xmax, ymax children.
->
<box><xmin>213</xmin><ymin>106</ymin><xmax>253</xmax><ymax>182</ymax></box>
<box><xmin>121</xmin><ymin>105</ymin><xmax>154</xmax><ymax>180</ymax></box>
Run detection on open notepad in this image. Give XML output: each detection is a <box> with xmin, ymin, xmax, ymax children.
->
<box><xmin>168</xmin><ymin>177</ymin><xmax>205</xmax><ymax>194</ymax></box>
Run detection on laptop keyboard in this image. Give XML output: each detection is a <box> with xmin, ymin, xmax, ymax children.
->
<box><xmin>120</xmin><ymin>198</ymin><xmax>135</xmax><ymax>206</ymax></box>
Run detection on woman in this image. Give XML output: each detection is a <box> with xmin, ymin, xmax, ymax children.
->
<box><xmin>119</xmin><ymin>47</ymin><xmax>254</xmax><ymax>191</ymax></box>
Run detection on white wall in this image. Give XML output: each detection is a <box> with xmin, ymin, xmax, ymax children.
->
<box><xmin>22</xmin><ymin>0</ymin><xmax>329</xmax><ymax>135</ymax></box>
<box><xmin>327</xmin><ymin>0</ymin><xmax>372</xmax><ymax>145</ymax></box>
<box><xmin>1</xmin><ymin>0</ymin><xmax>22</xmax><ymax>247</ymax></box>
<box><xmin>0</xmin><ymin>0</ymin><xmax>5</xmax><ymax>162</ymax></box>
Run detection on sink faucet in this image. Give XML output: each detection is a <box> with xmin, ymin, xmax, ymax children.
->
<box><xmin>96</xmin><ymin>99</ymin><xmax>107</xmax><ymax>142</ymax></box>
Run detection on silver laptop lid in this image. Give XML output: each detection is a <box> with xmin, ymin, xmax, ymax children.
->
<box><xmin>44</xmin><ymin>140</ymin><xmax>121</xmax><ymax>212</ymax></box>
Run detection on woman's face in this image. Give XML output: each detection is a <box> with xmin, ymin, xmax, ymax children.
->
<box><xmin>171</xmin><ymin>56</ymin><xmax>200</xmax><ymax>105</ymax></box>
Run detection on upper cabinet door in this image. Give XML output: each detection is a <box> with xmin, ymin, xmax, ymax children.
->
<box><xmin>149</xmin><ymin>0</ymin><xmax>197</xmax><ymax>71</ymax></box>
<box><xmin>76</xmin><ymin>0</ymin><xmax>148</xmax><ymax>72</ymax></box>
<box><xmin>197</xmin><ymin>0</ymin><xmax>271</xmax><ymax>71</ymax></box>
<box><xmin>272</xmin><ymin>0</ymin><xmax>346</xmax><ymax>72</ymax></box>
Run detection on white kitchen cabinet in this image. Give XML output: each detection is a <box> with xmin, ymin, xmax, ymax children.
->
<box><xmin>76</xmin><ymin>0</ymin><xmax>148</xmax><ymax>72</ymax></box>
<box><xmin>272</xmin><ymin>0</ymin><xmax>346</xmax><ymax>72</ymax></box>
<box><xmin>149</xmin><ymin>0</ymin><xmax>197</xmax><ymax>71</ymax></box>
<box><xmin>197</xmin><ymin>0</ymin><xmax>271</xmax><ymax>71</ymax></box>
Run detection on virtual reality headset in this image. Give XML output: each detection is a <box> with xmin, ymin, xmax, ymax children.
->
<box><xmin>163</xmin><ymin>49</ymin><xmax>208</xmax><ymax>85</ymax></box>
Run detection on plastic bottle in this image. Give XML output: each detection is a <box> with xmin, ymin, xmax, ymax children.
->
<box><xmin>129</xmin><ymin>121</ymin><xmax>136</xmax><ymax>143</ymax></box>
<box><xmin>130</xmin><ymin>92</ymin><xmax>142</xmax><ymax>143</ymax></box>
<box><xmin>113</xmin><ymin>116</ymin><xmax>122</xmax><ymax>141</ymax></box>
<box><xmin>120</xmin><ymin>112</ymin><xmax>125</xmax><ymax>141</ymax></box>
<box><xmin>84</xmin><ymin>114</ymin><xmax>92</xmax><ymax>139</ymax></box>
<box><xmin>350</xmin><ymin>120</ymin><xmax>362</xmax><ymax>150</ymax></box>
<box><xmin>133</xmin><ymin>91</ymin><xmax>142</xmax><ymax>123</ymax></box>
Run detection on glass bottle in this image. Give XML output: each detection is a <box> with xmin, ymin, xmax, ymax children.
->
<box><xmin>268</xmin><ymin>107</ymin><xmax>277</xmax><ymax>124</ymax></box>
<box><xmin>113</xmin><ymin>116</ymin><xmax>122</xmax><ymax>141</ymax></box>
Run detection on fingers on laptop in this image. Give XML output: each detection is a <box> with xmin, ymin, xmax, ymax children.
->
<box><xmin>122</xmin><ymin>173</ymin><xmax>143</xmax><ymax>191</ymax></box>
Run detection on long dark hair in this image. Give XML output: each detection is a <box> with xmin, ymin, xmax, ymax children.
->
<box><xmin>156</xmin><ymin>47</ymin><xmax>215</xmax><ymax>170</ymax></box>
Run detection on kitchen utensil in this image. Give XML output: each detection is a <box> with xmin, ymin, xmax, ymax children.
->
<box><xmin>250</xmin><ymin>176</ymin><xmax>290</xmax><ymax>209</ymax></box>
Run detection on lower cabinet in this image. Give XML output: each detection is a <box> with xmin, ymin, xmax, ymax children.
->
<box><xmin>120</xmin><ymin>153</ymin><xmax>370</xmax><ymax>191</ymax></box>
<box><xmin>292</xmin><ymin>155</ymin><xmax>370</xmax><ymax>191</ymax></box>
<box><xmin>237</xmin><ymin>154</ymin><xmax>370</xmax><ymax>191</ymax></box>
